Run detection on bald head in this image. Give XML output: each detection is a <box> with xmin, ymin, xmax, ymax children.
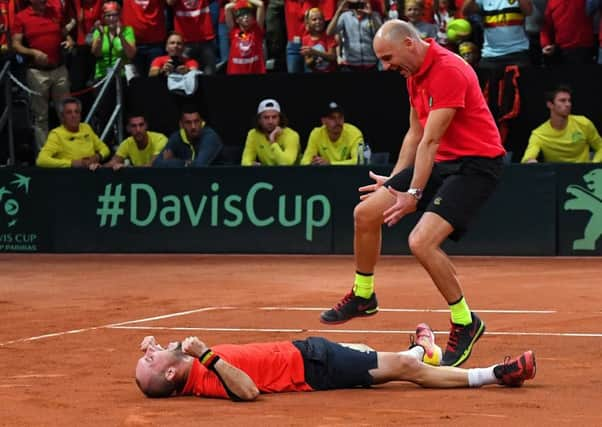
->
<box><xmin>375</xmin><ymin>19</ymin><xmax>421</xmax><ymax>43</ymax></box>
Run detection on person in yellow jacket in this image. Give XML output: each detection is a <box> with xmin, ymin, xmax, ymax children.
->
<box><xmin>100</xmin><ymin>114</ymin><xmax>168</xmax><ymax>170</ymax></box>
<box><xmin>301</xmin><ymin>101</ymin><xmax>366</xmax><ymax>166</ymax></box>
<box><xmin>36</xmin><ymin>97</ymin><xmax>110</xmax><ymax>168</ymax></box>
<box><xmin>241</xmin><ymin>99</ymin><xmax>300</xmax><ymax>166</ymax></box>
<box><xmin>521</xmin><ymin>86</ymin><xmax>602</xmax><ymax>163</ymax></box>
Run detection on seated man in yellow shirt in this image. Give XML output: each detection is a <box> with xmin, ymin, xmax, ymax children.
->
<box><xmin>36</xmin><ymin>97</ymin><xmax>111</xmax><ymax>168</ymax></box>
<box><xmin>301</xmin><ymin>101</ymin><xmax>366</xmax><ymax>166</ymax></box>
<box><xmin>100</xmin><ymin>114</ymin><xmax>168</xmax><ymax>170</ymax></box>
<box><xmin>521</xmin><ymin>86</ymin><xmax>602</xmax><ymax>163</ymax></box>
<box><xmin>241</xmin><ymin>99</ymin><xmax>301</xmax><ymax>166</ymax></box>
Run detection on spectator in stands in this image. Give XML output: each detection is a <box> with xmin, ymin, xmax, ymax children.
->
<box><xmin>99</xmin><ymin>114</ymin><xmax>168</xmax><ymax>170</ymax></box>
<box><xmin>540</xmin><ymin>0</ymin><xmax>595</xmax><ymax>65</ymax></box>
<box><xmin>524</xmin><ymin>0</ymin><xmax>547</xmax><ymax>66</ymax></box>
<box><xmin>12</xmin><ymin>0</ymin><xmax>73</xmax><ymax>151</ymax></box>
<box><xmin>301</xmin><ymin>7</ymin><xmax>337</xmax><ymax>72</ymax></box>
<box><xmin>586</xmin><ymin>0</ymin><xmax>602</xmax><ymax>64</ymax></box>
<box><xmin>0</xmin><ymin>0</ymin><xmax>11</xmax><ymax>61</ymax></box>
<box><xmin>521</xmin><ymin>86</ymin><xmax>602</xmax><ymax>163</ymax></box>
<box><xmin>461</xmin><ymin>0</ymin><xmax>532</xmax><ymax>69</ymax></box>
<box><xmin>405</xmin><ymin>0</ymin><xmax>437</xmax><ymax>39</ymax></box>
<box><xmin>432</xmin><ymin>0</ymin><xmax>456</xmax><ymax>47</ymax></box>
<box><xmin>241</xmin><ymin>98</ymin><xmax>301</xmax><ymax>166</ymax></box>
<box><xmin>91</xmin><ymin>2</ymin><xmax>136</xmax><ymax>79</ymax></box>
<box><xmin>283</xmin><ymin>0</ymin><xmax>320</xmax><ymax>73</ymax></box>
<box><xmin>148</xmin><ymin>32</ymin><xmax>199</xmax><ymax>76</ymax></box>
<box><xmin>153</xmin><ymin>106</ymin><xmax>223</xmax><ymax>167</ymax></box>
<box><xmin>167</xmin><ymin>0</ymin><xmax>216</xmax><ymax>75</ymax></box>
<box><xmin>64</xmin><ymin>0</ymin><xmax>103</xmax><ymax>94</ymax></box>
<box><xmin>225</xmin><ymin>0</ymin><xmax>266</xmax><ymax>74</ymax></box>
<box><xmin>36</xmin><ymin>97</ymin><xmax>110</xmax><ymax>168</ymax></box>
<box><xmin>122</xmin><ymin>0</ymin><xmax>167</xmax><ymax>77</ymax></box>
<box><xmin>264</xmin><ymin>0</ymin><xmax>286</xmax><ymax>71</ymax></box>
<box><xmin>327</xmin><ymin>0</ymin><xmax>382</xmax><ymax>71</ymax></box>
<box><xmin>301</xmin><ymin>101</ymin><xmax>367</xmax><ymax>165</ymax></box>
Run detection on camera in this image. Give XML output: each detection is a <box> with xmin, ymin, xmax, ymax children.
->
<box><xmin>169</xmin><ymin>55</ymin><xmax>182</xmax><ymax>67</ymax></box>
<box><xmin>348</xmin><ymin>1</ymin><xmax>366</xmax><ymax>10</ymax></box>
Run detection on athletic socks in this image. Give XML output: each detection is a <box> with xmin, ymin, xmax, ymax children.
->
<box><xmin>449</xmin><ymin>296</ymin><xmax>472</xmax><ymax>326</ymax></box>
<box><xmin>401</xmin><ymin>346</ymin><xmax>425</xmax><ymax>361</ymax></box>
<box><xmin>467</xmin><ymin>366</ymin><xmax>498</xmax><ymax>387</ymax></box>
<box><xmin>352</xmin><ymin>272</ymin><xmax>374</xmax><ymax>299</ymax></box>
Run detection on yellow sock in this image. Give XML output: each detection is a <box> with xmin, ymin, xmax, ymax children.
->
<box><xmin>449</xmin><ymin>296</ymin><xmax>472</xmax><ymax>325</ymax></box>
<box><xmin>353</xmin><ymin>273</ymin><xmax>374</xmax><ymax>299</ymax></box>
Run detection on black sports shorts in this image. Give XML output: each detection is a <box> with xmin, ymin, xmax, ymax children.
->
<box><xmin>292</xmin><ymin>337</ymin><xmax>377</xmax><ymax>390</ymax></box>
<box><xmin>385</xmin><ymin>155</ymin><xmax>504</xmax><ymax>241</ymax></box>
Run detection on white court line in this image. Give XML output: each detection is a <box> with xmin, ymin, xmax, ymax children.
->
<box><xmin>260</xmin><ymin>307</ymin><xmax>557</xmax><ymax>314</ymax></box>
<box><xmin>109</xmin><ymin>325</ymin><xmax>602</xmax><ymax>338</ymax></box>
<box><xmin>0</xmin><ymin>305</ymin><xmax>596</xmax><ymax>347</ymax></box>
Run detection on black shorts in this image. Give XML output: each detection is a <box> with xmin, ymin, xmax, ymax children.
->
<box><xmin>292</xmin><ymin>337</ymin><xmax>377</xmax><ymax>390</ymax></box>
<box><xmin>385</xmin><ymin>156</ymin><xmax>504</xmax><ymax>241</ymax></box>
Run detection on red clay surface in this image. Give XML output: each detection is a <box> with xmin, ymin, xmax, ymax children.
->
<box><xmin>1</xmin><ymin>254</ymin><xmax>601</xmax><ymax>426</ymax></box>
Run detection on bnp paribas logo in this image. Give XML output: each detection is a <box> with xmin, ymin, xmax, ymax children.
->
<box><xmin>564</xmin><ymin>168</ymin><xmax>602</xmax><ymax>251</ymax></box>
<box><xmin>0</xmin><ymin>173</ymin><xmax>31</xmax><ymax>228</ymax></box>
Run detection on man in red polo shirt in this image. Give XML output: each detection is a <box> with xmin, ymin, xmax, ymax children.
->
<box><xmin>134</xmin><ymin>331</ymin><xmax>536</xmax><ymax>399</ymax></box>
<box><xmin>12</xmin><ymin>0</ymin><xmax>73</xmax><ymax>150</ymax></box>
<box><xmin>320</xmin><ymin>20</ymin><xmax>505</xmax><ymax>369</ymax></box>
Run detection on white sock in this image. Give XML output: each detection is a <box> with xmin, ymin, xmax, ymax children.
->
<box><xmin>400</xmin><ymin>346</ymin><xmax>424</xmax><ymax>361</ymax></box>
<box><xmin>467</xmin><ymin>366</ymin><xmax>498</xmax><ymax>387</ymax></box>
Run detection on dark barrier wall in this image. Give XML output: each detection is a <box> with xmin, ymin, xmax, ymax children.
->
<box><xmin>125</xmin><ymin>66</ymin><xmax>602</xmax><ymax>164</ymax></box>
<box><xmin>0</xmin><ymin>165</ymin><xmax>599</xmax><ymax>255</ymax></box>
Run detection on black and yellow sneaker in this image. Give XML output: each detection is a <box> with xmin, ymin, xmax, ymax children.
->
<box><xmin>441</xmin><ymin>311</ymin><xmax>485</xmax><ymax>367</ymax></box>
<box><xmin>320</xmin><ymin>290</ymin><xmax>378</xmax><ymax>324</ymax></box>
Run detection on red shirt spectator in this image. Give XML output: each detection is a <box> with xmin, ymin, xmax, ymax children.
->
<box><xmin>301</xmin><ymin>32</ymin><xmax>337</xmax><ymax>72</ymax></box>
<box><xmin>13</xmin><ymin>1</ymin><xmax>65</xmax><ymax>65</ymax></box>
<box><xmin>150</xmin><ymin>54</ymin><xmax>199</xmax><ymax>70</ymax></box>
<box><xmin>227</xmin><ymin>22</ymin><xmax>265</xmax><ymax>74</ymax></box>
<box><xmin>284</xmin><ymin>0</ymin><xmax>319</xmax><ymax>42</ymax></box>
<box><xmin>122</xmin><ymin>0</ymin><xmax>166</xmax><ymax>44</ymax></box>
<box><xmin>171</xmin><ymin>0</ymin><xmax>215</xmax><ymax>43</ymax></box>
<box><xmin>65</xmin><ymin>0</ymin><xmax>103</xmax><ymax>45</ymax></box>
<box><xmin>541</xmin><ymin>0</ymin><xmax>594</xmax><ymax>50</ymax></box>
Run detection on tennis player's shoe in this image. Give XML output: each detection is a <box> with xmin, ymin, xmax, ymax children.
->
<box><xmin>441</xmin><ymin>312</ymin><xmax>485</xmax><ymax>367</ymax></box>
<box><xmin>320</xmin><ymin>290</ymin><xmax>378</xmax><ymax>324</ymax></box>
<box><xmin>494</xmin><ymin>350</ymin><xmax>537</xmax><ymax>387</ymax></box>
<box><xmin>409</xmin><ymin>323</ymin><xmax>442</xmax><ymax>366</ymax></box>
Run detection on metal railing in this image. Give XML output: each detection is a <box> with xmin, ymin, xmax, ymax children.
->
<box><xmin>85</xmin><ymin>57</ymin><xmax>124</xmax><ymax>144</ymax></box>
<box><xmin>0</xmin><ymin>61</ymin><xmax>15</xmax><ymax>166</ymax></box>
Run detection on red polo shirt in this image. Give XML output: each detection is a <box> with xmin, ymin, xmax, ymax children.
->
<box><xmin>13</xmin><ymin>4</ymin><xmax>64</xmax><ymax>66</ymax></box>
<box><xmin>172</xmin><ymin>0</ymin><xmax>214</xmax><ymax>43</ymax></box>
<box><xmin>181</xmin><ymin>341</ymin><xmax>312</xmax><ymax>398</ymax></box>
<box><xmin>407</xmin><ymin>39</ymin><xmax>504</xmax><ymax>161</ymax></box>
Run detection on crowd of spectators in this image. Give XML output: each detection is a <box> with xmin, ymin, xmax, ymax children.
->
<box><xmin>0</xmin><ymin>0</ymin><xmax>600</xmax><ymax>167</ymax></box>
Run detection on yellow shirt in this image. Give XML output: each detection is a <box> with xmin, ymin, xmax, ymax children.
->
<box><xmin>241</xmin><ymin>128</ymin><xmax>300</xmax><ymax>166</ymax></box>
<box><xmin>521</xmin><ymin>115</ymin><xmax>602</xmax><ymax>163</ymax></box>
<box><xmin>301</xmin><ymin>123</ymin><xmax>364</xmax><ymax>165</ymax></box>
<box><xmin>36</xmin><ymin>123</ymin><xmax>111</xmax><ymax>168</ymax></box>
<box><xmin>115</xmin><ymin>131</ymin><xmax>168</xmax><ymax>166</ymax></box>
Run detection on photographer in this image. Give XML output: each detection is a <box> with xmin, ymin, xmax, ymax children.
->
<box><xmin>326</xmin><ymin>0</ymin><xmax>382</xmax><ymax>71</ymax></box>
<box><xmin>148</xmin><ymin>32</ymin><xmax>199</xmax><ymax>76</ymax></box>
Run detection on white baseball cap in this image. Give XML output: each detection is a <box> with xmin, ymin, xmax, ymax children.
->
<box><xmin>257</xmin><ymin>99</ymin><xmax>281</xmax><ymax>114</ymax></box>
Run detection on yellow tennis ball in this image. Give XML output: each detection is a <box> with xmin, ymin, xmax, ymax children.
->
<box><xmin>447</xmin><ymin>18</ymin><xmax>472</xmax><ymax>43</ymax></box>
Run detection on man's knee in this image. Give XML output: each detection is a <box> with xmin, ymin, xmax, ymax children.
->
<box><xmin>353</xmin><ymin>200</ymin><xmax>383</xmax><ymax>230</ymax></box>
<box><xmin>408</xmin><ymin>229</ymin><xmax>434</xmax><ymax>258</ymax></box>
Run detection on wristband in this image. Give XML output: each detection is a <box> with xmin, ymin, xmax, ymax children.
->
<box><xmin>199</xmin><ymin>349</ymin><xmax>220</xmax><ymax>370</ymax></box>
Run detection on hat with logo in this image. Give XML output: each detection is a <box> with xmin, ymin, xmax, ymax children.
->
<box><xmin>322</xmin><ymin>101</ymin><xmax>344</xmax><ymax>117</ymax></box>
<box><xmin>257</xmin><ymin>99</ymin><xmax>281</xmax><ymax>114</ymax></box>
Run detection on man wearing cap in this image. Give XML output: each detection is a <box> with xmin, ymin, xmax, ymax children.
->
<box><xmin>225</xmin><ymin>0</ymin><xmax>266</xmax><ymax>74</ymax></box>
<box><xmin>241</xmin><ymin>98</ymin><xmax>300</xmax><ymax>166</ymax></box>
<box><xmin>300</xmin><ymin>101</ymin><xmax>366</xmax><ymax>165</ymax></box>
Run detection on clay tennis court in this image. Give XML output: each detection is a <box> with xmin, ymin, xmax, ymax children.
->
<box><xmin>1</xmin><ymin>254</ymin><xmax>601</xmax><ymax>426</ymax></box>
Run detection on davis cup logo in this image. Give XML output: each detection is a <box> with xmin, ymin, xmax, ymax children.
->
<box><xmin>0</xmin><ymin>173</ymin><xmax>30</xmax><ymax>228</ymax></box>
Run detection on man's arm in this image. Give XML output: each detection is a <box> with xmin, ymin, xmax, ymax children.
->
<box><xmin>270</xmin><ymin>129</ymin><xmax>300</xmax><ymax>165</ymax></box>
<box><xmin>409</xmin><ymin>108</ymin><xmax>456</xmax><ymax>190</ymax></box>
<box><xmin>36</xmin><ymin>133</ymin><xmax>72</xmax><ymax>168</ymax></box>
<box><xmin>182</xmin><ymin>337</ymin><xmax>260</xmax><ymax>401</ymax></box>
<box><xmin>585</xmin><ymin>119</ymin><xmax>602</xmax><ymax>162</ymax></box>
<box><xmin>520</xmin><ymin>133</ymin><xmax>542</xmax><ymax>163</ymax></box>
<box><xmin>191</xmin><ymin>129</ymin><xmax>223</xmax><ymax>167</ymax></box>
<box><xmin>12</xmin><ymin>33</ymin><xmax>48</xmax><ymax>65</ymax></box>
<box><xmin>300</xmin><ymin>130</ymin><xmax>319</xmax><ymax>165</ymax></box>
<box><xmin>326</xmin><ymin>0</ymin><xmax>347</xmax><ymax>36</ymax></box>
<box><xmin>391</xmin><ymin>107</ymin><xmax>423</xmax><ymax>175</ymax></box>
